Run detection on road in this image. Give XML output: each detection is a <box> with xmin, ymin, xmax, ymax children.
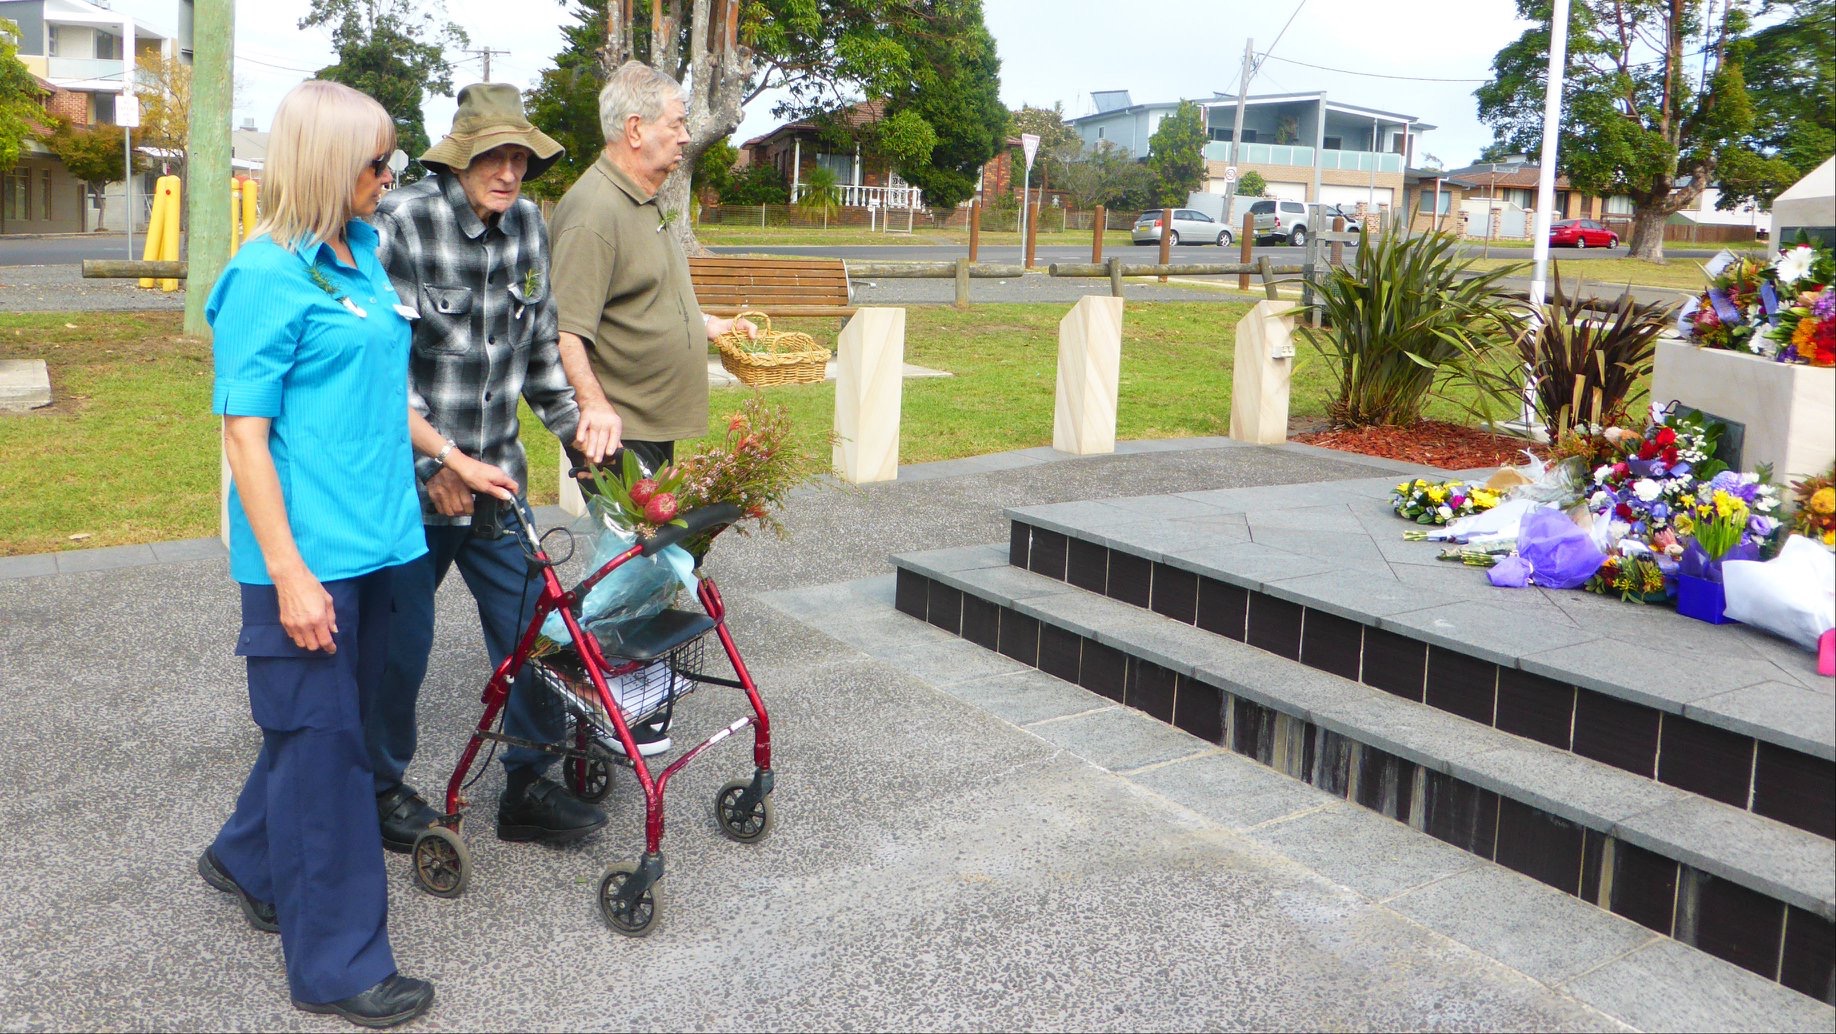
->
<box><xmin>0</xmin><ymin>231</ymin><xmax>1744</xmax><ymax>267</ymax></box>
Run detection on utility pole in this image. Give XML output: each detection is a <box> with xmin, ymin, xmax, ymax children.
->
<box><xmin>1230</xmin><ymin>39</ymin><xmax>1253</xmax><ymax>172</ymax></box>
<box><xmin>464</xmin><ymin>47</ymin><xmax>511</xmax><ymax>82</ymax></box>
<box><xmin>183</xmin><ymin>0</ymin><xmax>234</xmax><ymax>337</ymax></box>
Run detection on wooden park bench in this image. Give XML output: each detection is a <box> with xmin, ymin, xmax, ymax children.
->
<box><xmin>689</xmin><ymin>256</ymin><xmax>855</xmax><ymax>319</ymax></box>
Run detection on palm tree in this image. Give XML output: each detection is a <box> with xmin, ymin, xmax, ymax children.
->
<box><xmin>796</xmin><ymin>165</ymin><xmax>842</xmax><ymax>228</ymax></box>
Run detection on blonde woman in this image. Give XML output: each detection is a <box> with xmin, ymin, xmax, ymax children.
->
<box><xmin>197</xmin><ymin>79</ymin><xmax>437</xmax><ymax>1028</ymax></box>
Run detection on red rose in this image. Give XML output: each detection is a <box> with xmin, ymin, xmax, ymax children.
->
<box><xmin>1638</xmin><ymin>441</ymin><xmax>1660</xmax><ymax>460</ymax></box>
<box><xmin>1612</xmin><ymin>462</ymin><xmax>1630</xmax><ymax>480</ymax></box>
<box><xmin>1655</xmin><ymin>427</ymin><xmax>1677</xmax><ymax>447</ymax></box>
<box><xmin>1616</xmin><ymin>503</ymin><xmax>1634</xmax><ymax>520</ymax></box>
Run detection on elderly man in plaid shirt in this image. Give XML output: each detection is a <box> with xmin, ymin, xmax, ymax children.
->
<box><xmin>368</xmin><ymin>84</ymin><xmax>611</xmax><ymax>850</ymax></box>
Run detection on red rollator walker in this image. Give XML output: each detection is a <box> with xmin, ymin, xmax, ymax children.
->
<box><xmin>408</xmin><ymin>496</ymin><xmax>774</xmax><ymax>937</ymax></box>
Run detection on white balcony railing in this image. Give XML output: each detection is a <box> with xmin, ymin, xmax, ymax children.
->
<box><xmin>1202</xmin><ymin>141</ymin><xmax>1404</xmax><ymax>173</ymax></box>
<box><xmin>791</xmin><ymin>182</ymin><xmax>925</xmax><ymax>210</ymax></box>
<box><xmin>46</xmin><ymin>56</ymin><xmax>125</xmax><ymax>82</ymax></box>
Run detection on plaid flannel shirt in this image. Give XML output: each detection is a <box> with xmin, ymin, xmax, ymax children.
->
<box><xmin>375</xmin><ymin>174</ymin><xmax>578</xmax><ymax>525</ymax></box>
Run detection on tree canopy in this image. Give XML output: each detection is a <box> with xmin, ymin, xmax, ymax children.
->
<box><xmin>1054</xmin><ymin>140</ymin><xmax>1153</xmax><ymax>211</ymax></box>
<box><xmin>1</xmin><ymin>18</ymin><xmax>48</xmax><ymax>174</ymax></box>
<box><xmin>566</xmin><ymin>0</ymin><xmax>1004</xmax><ymax>250</ymax></box>
<box><xmin>1475</xmin><ymin>0</ymin><xmax>1758</xmax><ymax>260</ymax></box>
<box><xmin>300</xmin><ymin>0</ymin><xmax>469</xmax><ymax>178</ymax></box>
<box><xmin>133</xmin><ymin>50</ymin><xmax>191</xmax><ymax>180</ymax></box>
<box><xmin>1717</xmin><ymin>0</ymin><xmax>1833</xmax><ymax>210</ymax></box>
<box><xmin>522</xmin><ymin>1</ymin><xmax>605</xmax><ymax>201</ymax></box>
<box><xmin>1147</xmin><ymin>100</ymin><xmax>1206</xmax><ymax>206</ymax></box>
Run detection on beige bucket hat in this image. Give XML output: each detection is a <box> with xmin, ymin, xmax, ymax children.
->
<box><xmin>420</xmin><ymin>82</ymin><xmax>564</xmax><ymax>180</ymax></box>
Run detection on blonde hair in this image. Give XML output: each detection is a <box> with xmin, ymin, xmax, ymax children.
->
<box><xmin>598</xmin><ymin>61</ymin><xmax>683</xmax><ymax>140</ymax></box>
<box><xmin>252</xmin><ymin>80</ymin><xmax>395</xmax><ymax>252</ymax></box>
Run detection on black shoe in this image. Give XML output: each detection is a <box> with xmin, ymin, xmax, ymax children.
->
<box><xmin>376</xmin><ymin>785</ymin><xmax>441</xmax><ymax>854</ymax></box>
<box><xmin>293</xmin><ymin>973</ymin><xmax>434</xmax><ymax>1029</ymax></box>
<box><xmin>197</xmin><ymin>848</ymin><xmax>279</xmax><ymax>934</ymax></box>
<box><xmin>496</xmin><ymin>776</ymin><xmax>608</xmax><ymax>844</ymax></box>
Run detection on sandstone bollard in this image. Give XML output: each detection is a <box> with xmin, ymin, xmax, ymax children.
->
<box><xmin>1228</xmin><ymin>299</ymin><xmax>1296</xmax><ymax>445</ymax></box>
<box><xmin>1053</xmin><ymin>295</ymin><xmax>1125</xmax><ymax>455</ymax></box>
<box><xmin>833</xmin><ymin>307</ymin><xmax>908</xmax><ymax>483</ymax></box>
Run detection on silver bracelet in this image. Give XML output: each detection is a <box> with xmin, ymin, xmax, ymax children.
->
<box><xmin>433</xmin><ymin>439</ymin><xmax>457</xmax><ymax>468</ymax></box>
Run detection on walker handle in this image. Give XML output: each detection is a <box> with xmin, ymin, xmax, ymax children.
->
<box><xmin>641</xmin><ymin>503</ymin><xmax>744</xmax><ymax>557</ymax></box>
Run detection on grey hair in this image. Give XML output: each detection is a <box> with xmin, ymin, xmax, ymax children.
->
<box><xmin>598</xmin><ymin>61</ymin><xmax>684</xmax><ymax>139</ymax></box>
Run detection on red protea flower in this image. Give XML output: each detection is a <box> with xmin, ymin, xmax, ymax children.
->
<box><xmin>628</xmin><ymin>478</ymin><xmax>658</xmax><ymax>506</ymax></box>
<box><xmin>644</xmin><ymin>492</ymin><xmax>679</xmax><ymax>524</ymax></box>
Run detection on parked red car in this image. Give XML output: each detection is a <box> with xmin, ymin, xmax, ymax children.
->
<box><xmin>1548</xmin><ymin>219</ymin><xmax>1619</xmax><ymax>249</ymax></box>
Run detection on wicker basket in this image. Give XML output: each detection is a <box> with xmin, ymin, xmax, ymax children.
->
<box><xmin>715</xmin><ymin>311</ymin><xmax>831</xmax><ymax>387</ymax></box>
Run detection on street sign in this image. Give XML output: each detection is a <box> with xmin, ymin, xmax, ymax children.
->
<box><xmin>1224</xmin><ymin>166</ymin><xmax>1237</xmax><ymax>180</ymax></box>
<box><xmin>117</xmin><ymin>93</ymin><xmax>140</xmax><ymax>129</ymax></box>
<box><xmin>1021</xmin><ymin>133</ymin><xmax>1040</xmax><ymax>169</ymax></box>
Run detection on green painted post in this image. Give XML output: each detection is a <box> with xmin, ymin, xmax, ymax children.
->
<box><xmin>182</xmin><ymin>0</ymin><xmax>234</xmax><ymax>337</ymax></box>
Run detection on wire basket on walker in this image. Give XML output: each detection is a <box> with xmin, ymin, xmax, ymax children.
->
<box><xmin>408</xmin><ymin>496</ymin><xmax>774</xmax><ymax>938</ymax></box>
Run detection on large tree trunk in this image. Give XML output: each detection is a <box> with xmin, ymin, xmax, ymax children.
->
<box><xmin>603</xmin><ymin>0</ymin><xmax>757</xmax><ymax>257</ymax></box>
<box><xmin>1624</xmin><ymin>169</ymin><xmax>1708</xmax><ymax>262</ymax></box>
<box><xmin>1625</xmin><ymin>205</ymin><xmax>1671</xmax><ymax>261</ymax></box>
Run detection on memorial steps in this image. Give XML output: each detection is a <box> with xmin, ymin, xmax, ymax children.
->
<box><xmin>890</xmin><ymin>475</ymin><xmax>1835</xmax><ymax>1004</ymax></box>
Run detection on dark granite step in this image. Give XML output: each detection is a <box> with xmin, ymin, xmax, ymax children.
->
<box><xmin>1003</xmin><ymin>481</ymin><xmax>1836</xmax><ymax>843</ymax></box>
<box><xmin>891</xmin><ymin>543</ymin><xmax>1836</xmax><ymax>1004</ymax></box>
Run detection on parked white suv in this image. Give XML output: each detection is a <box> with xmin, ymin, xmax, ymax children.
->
<box><xmin>1249</xmin><ymin>199</ymin><xmax>1311</xmax><ymax>246</ymax></box>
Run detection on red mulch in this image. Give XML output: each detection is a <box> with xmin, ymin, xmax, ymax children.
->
<box><xmin>1293</xmin><ymin>420</ymin><xmax>1548</xmax><ymax>471</ymax></box>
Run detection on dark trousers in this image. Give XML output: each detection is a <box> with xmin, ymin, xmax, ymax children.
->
<box><xmin>367</xmin><ymin>518</ymin><xmax>562</xmax><ymax>792</ymax></box>
<box><xmin>212</xmin><ymin>570</ymin><xmax>398</xmax><ymax>1005</ymax></box>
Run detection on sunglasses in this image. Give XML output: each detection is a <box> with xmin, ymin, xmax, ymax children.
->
<box><xmin>369</xmin><ymin>150</ymin><xmax>409</xmax><ymax>177</ymax></box>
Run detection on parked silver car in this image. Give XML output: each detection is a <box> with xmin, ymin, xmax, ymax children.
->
<box><xmin>1131</xmin><ymin>208</ymin><xmax>1235</xmax><ymax>247</ymax></box>
<box><xmin>1249</xmin><ymin>199</ymin><xmax>1311</xmax><ymax>246</ymax></box>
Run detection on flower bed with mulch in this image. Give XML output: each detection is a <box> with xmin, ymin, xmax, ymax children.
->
<box><xmin>1293</xmin><ymin>420</ymin><xmax>1547</xmax><ymax>471</ymax></box>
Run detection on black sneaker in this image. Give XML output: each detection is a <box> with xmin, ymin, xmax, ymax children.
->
<box><xmin>375</xmin><ymin>786</ymin><xmax>441</xmax><ymax>854</ymax></box>
<box><xmin>197</xmin><ymin>848</ymin><xmax>279</xmax><ymax>933</ymax></box>
<box><xmin>293</xmin><ymin>973</ymin><xmax>434</xmax><ymax>1029</ymax></box>
<box><xmin>496</xmin><ymin>776</ymin><xmax>609</xmax><ymax>843</ymax></box>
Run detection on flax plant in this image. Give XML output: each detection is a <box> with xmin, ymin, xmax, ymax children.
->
<box><xmin>1297</xmin><ymin>225</ymin><xmax>1522</xmax><ymax>427</ymax></box>
<box><xmin>1475</xmin><ymin>267</ymin><xmax>1674</xmax><ymax>442</ymax></box>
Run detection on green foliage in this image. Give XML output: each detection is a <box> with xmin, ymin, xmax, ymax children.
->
<box><xmin>1296</xmin><ymin>228</ymin><xmax>1525</xmax><ymax>427</ymax></box>
<box><xmin>1720</xmin><ymin>0</ymin><xmax>1835</xmax><ymax>208</ymax></box>
<box><xmin>1146</xmin><ymin>100</ymin><xmax>1206</xmax><ymax>207</ymax></box>
<box><xmin>1469</xmin><ymin>266</ymin><xmax>1671</xmax><ymax>442</ymax></box>
<box><xmin>300</xmin><ymin>0</ymin><xmax>470</xmax><ymax>181</ymax></box>
<box><xmin>871</xmin><ymin>107</ymin><xmax>937</xmax><ymax>168</ymax></box>
<box><xmin>1475</xmin><ymin>0</ymin><xmax>1757</xmax><ymax>258</ymax></box>
<box><xmin>1235</xmin><ymin>170</ymin><xmax>1267</xmax><ymax>197</ymax></box>
<box><xmin>693</xmin><ymin>137</ymin><xmax>739</xmax><ymax>199</ymax></box>
<box><xmin>45</xmin><ymin>123</ymin><xmax>124</xmax><ymax>185</ymax></box>
<box><xmin>796</xmin><ymin>164</ymin><xmax>841</xmax><ymax>220</ymax></box>
<box><xmin>720</xmin><ymin>163</ymin><xmax>790</xmax><ymax>205</ymax></box>
<box><xmin>1010</xmin><ymin>102</ymin><xmax>1079</xmax><ymax>187</ymax></box>
<box><xmin>873</xmin><ymin>1</ymin><xmax>1005</xmax><ymax>209</ymax></box>
<box><xmin>1055</xmin><ymin>140</ymin><xmax>1153</xmax><ymax>211</ymax></box>
<box><xmin>523</xmin><ymin>1</ymin><xmax>605</xmax><ymax>201</ymax></box>
<box><xmin>1</xmin><ymin>18</ymin><xmax>48</xmax><ymax>173</ymax></box>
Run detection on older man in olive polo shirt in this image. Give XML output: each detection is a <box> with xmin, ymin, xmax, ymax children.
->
<box><xmin>549</xmin><ymin>60</ymin><xmax>754</xmax><ymax>755</ymax></box>
<box><xmin>550</xmin><ymin>60</ymin><xmax>754</xmax><ymax>482</ymax></box>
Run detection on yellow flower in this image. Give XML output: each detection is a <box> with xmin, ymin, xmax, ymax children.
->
<box><xmin>1471</xmin><ymin>488</ymin><xmax>1499</xmax><ymax>509</ymax></box>
<box><xmin>1674</xmin><ymin>513</ymin><xmax>1695</xmax><ymax>536</ymax></box>
<box><xmin>1427</xmin><ymin>486</ymin><xmax>1447</xmax><ymax>503</ymax></box>
<box><xmin>1824</xmin><ymin>529</ymin><xmax>1835</xmax><ymax>546</ymax></box>
<box><xmin>1679</xmin><ymin>494</ymin><xmax>1695</xmax><ymax>508</ymax></box>
<box><xmin>1812</xmin><ymin>487</ymin><xmax>1835</xmax><ymax>515</ymax></box>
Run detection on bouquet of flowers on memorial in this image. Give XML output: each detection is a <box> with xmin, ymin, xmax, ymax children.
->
<box><xmin>1581</xmin><ymin>412</ymin><xmax>1723</xmax><ymax>539</ymax></box>
<box><xmin>1681</xmin><ymin>242</ymin><xmax>1836</xmax><ymax>365</ymax></box>
<box><xmin>536</xmin><ymin>396</ymin><xmax>825</xmax><ymax>656</ymax></box>
<box><xmin>1390</xmin><ymin>478</ymin><xmax>1502</xmax><ymax>525</ymax></box>
<box><xmin>1788</xmin><ymin>466</ymin><xmax>1836</xmax><ymax>550</ymax></box>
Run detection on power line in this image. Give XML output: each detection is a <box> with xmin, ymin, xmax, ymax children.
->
<box><xmin>1259</xmin><ymin>54</ymin><xmax>1489</xmax><ymax>83</ymax></box>
<box><xmin>239</xmin><ymin>54</ymin><xmax>319</xmax><ymax>74</ymax></box>
<box><xmin>1260</xmin><ymin>0</ymin><xmax>1307</xmax><ymax>74</ymax></box>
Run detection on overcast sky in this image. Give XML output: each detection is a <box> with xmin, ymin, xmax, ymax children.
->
<box><xmin>106</xmin><ymin>0</ymin><xmax>1533</xmax><ymax>167</ymax></box>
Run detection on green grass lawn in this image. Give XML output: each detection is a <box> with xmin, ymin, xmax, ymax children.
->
<box><xmin>1466</xmin><ymin>256</ymin><xmax>1722</xmax><ymax>293</ymax></box>
<box><xmin>691</xmin><ymin>223</ymin><xmax>1134</xmax><ymax>249</ymax></box>
<box><xmin>6</xmin><ymin>304</ymin><xmax>1516</xmax><ymax>556</ymax></box>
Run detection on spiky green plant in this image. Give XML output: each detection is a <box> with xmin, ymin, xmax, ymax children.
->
<box><xmin>1477</xmin><ymin>266</ymin><xmax>1674</xmax><ymax>442</ymax></box>
<box><xmin>1297</xmin><ymin>225</ymin><xmax>1523</xmax><ymax>427</ymax></box>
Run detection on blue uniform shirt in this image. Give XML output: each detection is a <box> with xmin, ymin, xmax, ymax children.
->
<box><xmin>209</xmin><ymin>219</ymin><xmax>427</xmax><ymax>585</ymax></box>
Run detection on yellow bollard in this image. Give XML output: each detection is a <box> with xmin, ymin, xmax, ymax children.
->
<box><xmin>240</xmin><ymin>178</ymin><xmax>259</xmax><ymax>244</ymax></box>
<box><xmin>138</xmin><ymin>177</ymin><xmax>172</xmax><ymax>289</ymax></box>
<box><xmin>229</xmin><ymin>180</ymin><xmax>242</xmax><ymax>257</ymax></box>
<box><xmin>159</xmin><ymin>177</ymin><xmax>182</xmax><ymax>292</ymax></box>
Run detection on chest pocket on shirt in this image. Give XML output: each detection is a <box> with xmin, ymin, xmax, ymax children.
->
<box><xmin>417</xmin><ymin>285</ymin><xmax>475</xmax><ymax>354</ymax></box>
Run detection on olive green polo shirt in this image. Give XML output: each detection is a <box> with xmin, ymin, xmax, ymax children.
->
<box><xmin>550</xmin><ymin>155</ymin><xmax>707</xmax><ymax>442</ymax></box>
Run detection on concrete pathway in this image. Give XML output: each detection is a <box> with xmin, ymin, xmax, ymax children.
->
<box><xmin>1</xmin><ymin>439</ymin><xmax>1828</xmax><ymax>1031</ymax></box>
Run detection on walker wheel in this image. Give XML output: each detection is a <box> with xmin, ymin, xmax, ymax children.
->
<box><xmin>568</xmin><ymin>752</ymin><xmax>615</xmax><ymax>804</ymax></box>
<box><xmin>713</xmin><ymin>779</ymin><xmax>775</xmax><ymax>844</ymax></box>
<box><xmin>598</xmin><ymin>861</ymin><xmax>662</xmax><ymax>937</ymax></box>
<box><xmin>410</xmin><ymin>826</ymin><xmax>469</xmax><ymax>898</ymax></box>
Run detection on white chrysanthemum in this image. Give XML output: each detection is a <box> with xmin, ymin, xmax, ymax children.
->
<box><xmin>1633</xmin><ymin>479</ymin><xmax>1662</xmax><ymax>502</ymax></box>
<box><xmin>1593</xmin><ymin>464</ymin><xmax>1613</xmax><ymax>484</ymax></box>
<box><xmin>1590</xmin><ymin>490</ymin><xmax>1611</xmax><ymax>509</ymax></box>
<box><xmin>1775</xmin><ymin>245</ymin><xmax>1816</xmax><ymax>286</ymax></box>
<box><xmin>1609</xmin><ymin>520</ymin><xmax>1632</xmax><ymax>541</ymax></box>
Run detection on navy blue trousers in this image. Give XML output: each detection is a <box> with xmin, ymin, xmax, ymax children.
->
<box><xmin>212</xmin><ymin>569</ymin><xmax>398</xmax><ymax>1005</ymax></box>
<box><xmin>367</xmin><ymin>519</ymin><xmax>562</xmax><ymax>793</ymax></box>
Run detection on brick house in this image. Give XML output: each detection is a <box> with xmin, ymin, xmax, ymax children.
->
<box><xmin>740</xmin><ymin>100</ymin><xmax>926</xmax><ymax>210</ymax></box>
